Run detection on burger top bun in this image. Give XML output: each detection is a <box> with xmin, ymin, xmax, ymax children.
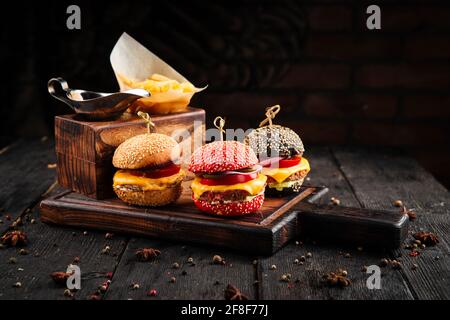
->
<box><xmin>189</xmin><ymin>140</ymin><xmax>258</xmax><ymax>174</ymax></box>
<box><xmin>244</xmin><ymin>125</ymin><xmax>305</xmax><ymax>159</ymax></box>
<box><xmin>113</xmin><ymin>133</ymin><xmax>181</xmax><ymax>169</ymax></box>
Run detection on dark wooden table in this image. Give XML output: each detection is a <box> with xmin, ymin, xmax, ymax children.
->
<box><xmin>1</xmin><ymin>139</ymin><xmax>449</xmax><ymax>300</ymax></box>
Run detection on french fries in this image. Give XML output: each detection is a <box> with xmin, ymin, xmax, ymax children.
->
<box><xmin>120</xmin><ymin>73</ymin><xmax>204</xmax><ymax>114</ymax></box>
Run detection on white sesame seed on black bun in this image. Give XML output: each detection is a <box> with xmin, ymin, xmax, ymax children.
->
<box><xmin>244</xmin><ymin>125</ymin><xmax>305</xmax><ymax>160</ymax></box>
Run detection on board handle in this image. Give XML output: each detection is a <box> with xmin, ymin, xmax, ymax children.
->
<box><xmin>294</xmin><ymin>202</ymin><xmax>409</xmax><ymax>249</ymax></box>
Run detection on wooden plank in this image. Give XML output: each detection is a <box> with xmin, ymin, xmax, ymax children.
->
<box><xmin>0</xmin><ymin>201</ymin><xmax>129</xmax><ymax>300</ymax></box>
<box><xmin>40</xmin><ymin>183</ymin><xmax>326</xmax><ymax>255</ymax></box>
<box><xmin>257</xmin><ymin>147</ymin><xmax>414</xmax><ymax>300</ymax></box>
<box><xmin>0</xmin><ymin>139</ymin><xmax>56</xmax><ymax>234</ymax></box>
<box><xmin>103</xmin><ymin>239</ymin><xmax>257</xmax><ymax>300</ymax></box>
<box><xmin>333</xmin><ymin>147</ymin><xmax>450</xmax><ymax>300</ymax></box>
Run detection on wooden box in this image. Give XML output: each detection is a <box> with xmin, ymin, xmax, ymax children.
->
<box><xmin>55</xmin><ymin>107</ymin><xmax>205</xmax><ymax>199</ymax></box>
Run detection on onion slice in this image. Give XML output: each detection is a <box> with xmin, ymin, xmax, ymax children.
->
<box><xmin>200</xmin><ymin>164</ymin><xmax>262</xmax><ymax>178</ymax></box>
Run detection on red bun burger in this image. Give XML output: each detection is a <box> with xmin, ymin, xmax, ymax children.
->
<box><xmin>188</xmin><ymin>141</ymin><xmax>267</xmax><ymax>216</ymax></box>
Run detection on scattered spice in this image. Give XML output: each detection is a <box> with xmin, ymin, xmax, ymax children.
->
<box><xmin>330</xmin><ymin>197</ymin><xmax>340</xmax><ymax>205</ymax></box>
<box><xmin>270</xmin><ymin>264</ymin><xmax>277</xmax><ymax>270</ymax></box>
<box><xmin>306</xmin><ymin>252</ymin><xmax>313</xmax><ymax>258</ymax></box>
<box><xmin>299</xmin><ymin>256</ymin><xmax>306</xmax><ymax>262</ymax></box>
<box><xmin>409</xmin><ymin>250</ymin><xmax>420</xmax><ymax>257</ymax></box>
<box><xmin>101</xmin><ymin>246</ymin><xmax>111</xmax><ymax>255</ymax></box>
<box><xmin>224</xmin><ymin>284</ymin><xmax>248</xmax><ymax>300</ymax></box>
<box><xmin>280</xmin><ymin>273</ymin><xmax>292</xmax><ymax>282</ymax></box>
<box><xmin>344</xmin><ymin>253</ymin><xmax>351</xmax><ymax>258</ymax></box>
<box><xmin>131</xmin><ymin>283</ymin><xmax>140</xmax><ymax>290</ymax></box>
<box><xmin>105</xmin><ymin>233</ymin><xmax>114</xmax><ymax>239</ymax></box>
<box><xmin>83</xmin><ymin>231</ymin><xmax>88</xmax><ymax>236</ymax></box>
<box><xmin>294</xmin><ymin>259</ymin><xmax>299</xmax><ymax>264</ymax></box>
<box><xmin>135</xmin><ymin>248</ymin><xmax>161</xmax><ymax>261</ymax></box>
<box><xmin>1</xmin><ymin>230</ymin><xmax>28</xmax><ymax>247</ymax></box>
<box><xmin>170</xmin><ymin>277</ymin><xmax>176</xmax><ymax>283</ymax></box>
<box><xmin>19</xmin><ymin>248</ymin><xmax>28</xmax><ymax>255</ymax></box>
<box><xmin>18</xmin><ymin>268</ymin><xmax>24</xmax><ymax>271</ymax></box>
<box><xmin>401</xmin><ymin>206</ymin><xmax>417</xmax><ymax>221</ymax></box>
<box><xmin>323</xmin><ymin>269</ymin><xmax>351</xmax><ymax>287</ymax></box>
<box><xmin>47</xmin><ymin>163</ymin><xmax>57</xmax><ymax>169</ymax></box>
<box><xmin>212</xmin><ymin>255</ymin><xmax>225</xmax><ymax>265</ymax></box>
<box><xmin>393</xmin><ymin>200</ymin><xmax>403</xmax><ymax>207</ymax></box>
<box><xmin>172</xmin><ymin>262</ymin><xmax>180</xmax><ymax>269</ymax></box>
<box><xmin>13</xmin><ymin>282</ymin><xmax>22</xmax><ymax>288</ymax></box>
<box><xmin>413</xmin><ymin>231</ymin><xmax>439</xmax><ymax>246</ymax></box>
<box><xmin>379</xmin><ymin>258</ymin><xmax>389</xmax><ymax>267</ymax></box>
<box><xmin>8</xmin><ymin>257</ymin><xmax>17</xmax><ymax>264</ymax></box>
<box><xmin>64</xmin><ymin>289</ymin><xmax>73</xmax><ymax>297</ymax></box>
<box><xmin>391</xmin><ymin>260</ymin><xmax>402</xmax><ymax>270</ymax></box>
<box><xmin>30</xmin><ymin>219</ymin><xmax>36</xmax><ymax>224</ymax></box>
<box><xmin>51</xmin><ymin>271</ymin><xmax>73</xmax><ymax>285</ymax></box>
<box><xmin>148</xmin><ymin>289</ymin><xmax>158</xmax><ymax>297</ymax></box>
<box><xmin>187</xmin><ymin>257</ymin><xmax>194</xmax><ymax>264</ymax></box>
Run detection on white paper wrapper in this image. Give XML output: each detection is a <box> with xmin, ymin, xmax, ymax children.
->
<box><xmin>110</xmin><ymin>32</ymin><xmax>204</xmax><ymax>114</ymax></box>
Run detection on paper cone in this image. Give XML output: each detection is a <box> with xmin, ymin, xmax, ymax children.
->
<box><xmin>110</xmin><ymin>32</ymin><xmax>204</xmax><ymax>114</ymax></box>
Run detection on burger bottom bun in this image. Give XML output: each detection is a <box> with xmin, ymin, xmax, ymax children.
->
<box><xmin>265</xmin><ymin>178</ymin><xmax>305</xmax><ymax>197</ymax></box>
<box><xmin>114</xmin><ymin>183</ymin><xmax>182</xmax><ymax>207</ymax></box>
<box><xmin>193</xmin><ymin>194</ymin><xmax>264</xmax><ymax>217</ymax></box>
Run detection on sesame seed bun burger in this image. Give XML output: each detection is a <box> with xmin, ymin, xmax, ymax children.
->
<box><xmin>112</xmin><ymin>133</ymin><xmax>184</xmax><ymax>206</ymax></box>
<box><xmin>244</xmin><ymin>106</ymin><xmax>310</xmax><ymax>197</ymax></box>
<box><xmin>188</xmin><ymin>140</ymin><xmax>267</xmax><ymax>216</ymax></box>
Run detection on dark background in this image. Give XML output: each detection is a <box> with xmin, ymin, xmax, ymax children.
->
<box><xmin>1</xmin><ymin>0</ymin><xmax>449</xmax><ymax>188</ymax></box>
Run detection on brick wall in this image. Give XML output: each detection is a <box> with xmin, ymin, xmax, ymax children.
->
<box><xmin>191</xmin><ymin>2</ymin><xmax>450</xmax><ymax>187</ymax></box>
<box><xmin>1</xmin><ymin>1</ymin><xmax>449</xmax><ymax>187</ymax></box>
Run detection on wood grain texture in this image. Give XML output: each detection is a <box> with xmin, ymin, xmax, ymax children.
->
<box><xmin>257</xmin><ymin>147</ymin><xmax>414</xmax><ymax>300</ymax></box>
<box><xmin>55</xmin><ymin>108</ymin><xmax>205</xmax><ymax>199</ymax></box>
<box><xmin>1</xmin><ymin>141</ymin><xmax>449</xmax><ymax>300</ymax></box>
<box><xmin>0</xmin><ymin>139</ymin><xmax>56</xmax><ymax>234</ymax></box>
<box><xmin>333</xmin><ymin>147</ymin><xmax>450</xmax><ymax>300</ymax></box>
<box><xmin>40</xmin><ymin>183</ymin><xmax>326</xmax><ymax>255</ymax></box>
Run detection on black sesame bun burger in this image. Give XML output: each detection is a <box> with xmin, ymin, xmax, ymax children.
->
<box><xmin>188</xmin><ymin>117</ymin><xmax>267</xmax><ymax>216</ymax></box>
<box><xmin>244</xmin><ymin>105</ymin><xmax>310</xmax><ymax>197</ymax></box>
<box><xmin>112</xmin><ymin>112</ymin><xmax>184</xmax><ymax>206</ymax></box>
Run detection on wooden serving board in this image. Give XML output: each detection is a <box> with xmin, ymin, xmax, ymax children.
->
<box><xmin>40</xmin><ymin>182</ymin><xmax>328</xmax><ymax>255</ymax></box>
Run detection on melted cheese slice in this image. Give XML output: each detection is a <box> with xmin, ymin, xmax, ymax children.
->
<box><xmin>191</xmin><ymin>174</ymin><xmax>267</xmax><ymax>199</ymax></box>
<box><xmin>262</xmin><ymin>157</ymin><xmax>310</xmax><ymax>184</ymax></box>
<box><xmin>113</xmin><ymin>170</ymin><xmax>184</xmax><ymax>191</ymax></box>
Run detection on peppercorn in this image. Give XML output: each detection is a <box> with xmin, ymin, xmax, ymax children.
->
<box><xmin>344</xmin><ymin>253</ymin><xmax>351</xmax><ymax>258</ymax></box>
<box><xmin>170</xmin><ymin>277</ymin><xmax>176</xmax><ymax>283</ymax></box>
<box><xmin>299</xmin><ymin>256</ymin><xmax>306</xmax><ymax>262</ymax></box>
<box><xmin>9</xmin><ymin>257</ymin><xmax>17</xmax><ymax>264</ymax></box>
<box><xmin>294</xmin><ymin>259</ymin><xmax>299</xmax><ymax>264</ymax></box>
<box><xmin>212</xmin><ymin>255</ymin><xmax>224</xmax><ymax>265</ymax></box>
<box><xmin>181</xmin><ymin>270</ymin><xmax>188</xmax><ymax>276</ymax></box>
<box><xmin>187</xmin><ymin>257</ymin><xmax>194</xmax><ymax>263</ymax></box>
<box><xmin>13</xmin><ymin>282</ymin><xmax>22</xmax><ymax>288</ymax></box>
<box><xmin>64</xmin><ymin>289</ymin><xmax>73</xmax><ymax>297</ymax></box>
<box><xmin>393</xmin><ymin>200</ymin><xmax>403</xmax><ymax>207</ymax></box>
<box><xmin>172</xmin><ymin>262</ymin><xmax>180</xmax><ymax>269</ymax></box>
<box><xmin>270</xmin><ymin>264</ymin><xmax>277</xmax><ymax>270</ymax></box>
<box><xmin>19</xmin><ymin>249</ymin><xmax>28</xmax><ymax>255</ymax></box>
<box><xmin>306</xmin><ymin>252</ymin><xmax>313</xmax><ymax>258</ymax></box>
<box><xmin>380</xmin><ymin>258</ymin><xmax>389</xmax><ymax>267</ymax></box>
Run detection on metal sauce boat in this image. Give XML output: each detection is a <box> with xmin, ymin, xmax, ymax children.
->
<box><xmin>48</xmin><ymin>77</ymin><xmax>149</xmax><ymax>120</ymax></box>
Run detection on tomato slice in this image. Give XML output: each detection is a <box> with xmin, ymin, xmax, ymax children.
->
<box><xmin>131</xmin><ymin>163</ymin><xmax>181</xmax><ymax>179</ymax></box>
<box><xmin>279</xmin><ymin>156</ymin><xmax>302</xmax><ymax>168</ymax></box>
<box><xmin>200</xmin><ymin>172</ymin><xmax>257</xmax><ymax>186</ymax></box>
<box><xmin>263</xmin><ymin>156</ymin><xmax>302</xmax><ymax>169</ymax></box>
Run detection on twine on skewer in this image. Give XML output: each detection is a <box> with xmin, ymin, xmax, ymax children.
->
<box><xmin>137</xmin><ymin>111</ymin><xmax>155</xmax><ymax>134</ymax></box>
<box><xmin>259</xmin><ymin>105</ymin><xmax>281</xmax><ymax>127</ymax></box>
<box><xmin>213</xmin><ymin>116</ymin><xmax>226</xmax><ymax>141</ymax></box>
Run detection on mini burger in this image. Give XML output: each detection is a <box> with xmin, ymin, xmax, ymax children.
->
<box><xmin>245</xmin><ymin>125</ymin><xmax>310</xmax><ymax>197</ymax></box>
<box><xmin>188</xmin><ymin>141</ymin><xmax>267</xmax><ymax>216</ymax></box>
<box><xmin>112</xmin><ymin>133</ymin><xmax>184</xmax><ymax>206</ymax></box>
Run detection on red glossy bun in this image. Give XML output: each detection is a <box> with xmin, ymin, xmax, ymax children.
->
<box><xmin>189</xmin><ymin>141</ymin><xmax>258</xmax><ymax>173</ymax></box>
<box><xmin>192</xmin><ymin>194</ymin><xmax>264</xmax><ymax>216</ymax></box>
